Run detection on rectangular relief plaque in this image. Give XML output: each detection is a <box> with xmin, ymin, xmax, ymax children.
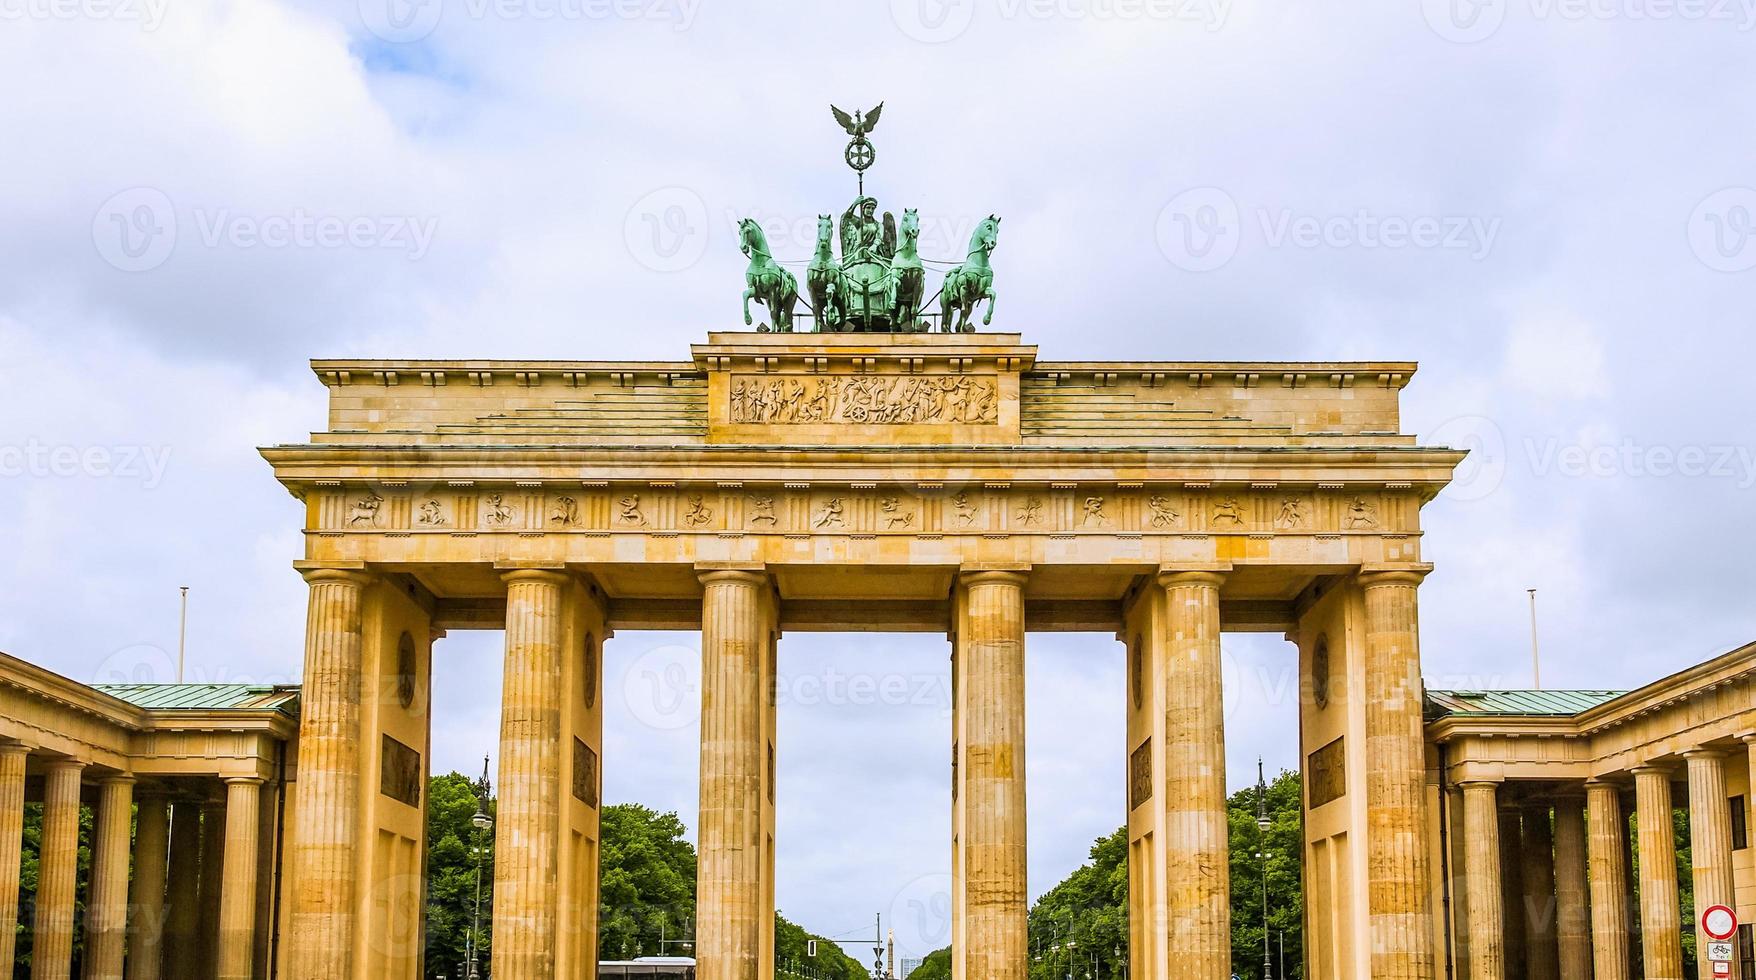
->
<box><xmin>729</xmin><ymin>374</ymin><xmax>999</xmax><ymax>425</ymax></box>
<box><xmin>380</xmin><ymin>734</ymin><xmax>422</xmax><ymax>808</ymax></box>
<box><xmin>573</xmin><ymin>737</ymin><xmax>599</xmax><ymax>808</ymax></box>
<box><xmin>1307</xmin><ymin>736</ymin><xmax>1346</xmax><ymax>809</ymax></box>
<box><xmin>1129</xmin><ymin>738</ymin><xmax>1153</xmax><ymax>811</ymax></box>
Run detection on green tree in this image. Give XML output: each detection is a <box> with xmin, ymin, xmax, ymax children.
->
<box><xmin>1228</xmin><ymin>770</ymin><xmax>1304</xmax><ymax>980</ymax></box>
<box><xmin>597</xmin><ymin>803</ymin><xmax>696</xmax><ymax>961</ymax></box>
<box><xmin>424</xmin><ymin>770</ymin><xmax>497</xmax><ymax>978</ymax></box>
<box><xmin>1026</xmin><ymin>825</ymin><xmax>1128</xmax><ymax>980</ymax></box>
<box><xmin>905</xmin><ymin>946</ymin><xmax>951</xmax><ymax>980</ymax></box>
<box><xmin>774</xmin><ymin>914</ymin><xmax>869</xmax><ymax>980</ymax></box>
<box><xmin>15</xmin><ymin>802</ymin><xmax>96</xmax><ymax>977</ymax></box>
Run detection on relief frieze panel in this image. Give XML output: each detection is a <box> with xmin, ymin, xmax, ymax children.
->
<box><xmin>311</xmin><ymin>484</ymin><xmax>1418</xmax><ymax>537</ymax></box>
<box><xmin>729</xmin><ymin>374</ymin><xmax>1000</xmax><ymax>425</ymax></box>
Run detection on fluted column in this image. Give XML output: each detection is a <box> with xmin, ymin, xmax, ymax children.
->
<box><xmin>1633</xmin><ymin>766</ymin><xmax>1684</xmax><ymax>980</ymax></box>
<box><xmin>1685</xmin><ymin>750</ymin><xmax>1738</xmax><ymax>980</ymax></box>
<box><xmin>698</xmin><ymin>569</ymin><xmax>773</xmax><ymax>980</ymax></box>
<box><xmin>285</xmin><ymin>566</ymin><xmax>372</xmax><ymax>980</ymax></box>
<box><xmin>1551</xmin><ymin>794</ymin><xmax>1592</xmax><ymax>980</ymax></box>
<box><xmin>32</xmin><ymin>758</ymin><xmax>85</xmax><ymax>980</ymax></box>
<box><xmin>1158</xmin><ymin>569</ymin><xmax>1229</xmax><ymax>980</ymax></box>
<box><xmin>0</xmin><ymin>743</ymin><xmax>28</xmax><ymax>972</ymax></box>
<box><xmin>493</xmin><ymin>568</ymin><xmax>570</xmax><ymax>980</ymax></box>
<box><xmin>127</xmin><ymin>796</ymin><xmax>170</xmax><ymax>980</ymax></box>
<box><xmin>86</xmin><ymin>775</ymin><xmax>136</xmax><ymax>980</ymax></box>
<box><xmin>1359</xmin><ymin>568</ymin><xmax>1437</xmax><ymax>980</ymax></box>
<box><xmin>1460</xmin><ymin>781</ymin><xmax>1505</xmax><ymax>980</ymax></box>
<box><xmin>164</xmin><ymin>802</ymin><xmax>204</xmax><ymax>979</ymax></box>
<box><xmin>1521</xmin><ymin>802</ymin><xmax>1558</xmax><ymax>980</ymax></box>
<box><xmin>217</xmin><ymin>778</ymin><xmax>263</xmax><ymax>980</ymax></box>
<box><xmin>1585</xmin><ymin>781</ymin><xmax>1630</xmax><ymax>980</ymax></box>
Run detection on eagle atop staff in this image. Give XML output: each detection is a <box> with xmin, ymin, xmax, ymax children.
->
<box><xmin>831</xmin><ymin>102</ymin><xmax>883</xmax><ymax>137</ymax></box>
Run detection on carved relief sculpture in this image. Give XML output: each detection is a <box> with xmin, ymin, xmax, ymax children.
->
<box><xmin>951</xmin><ymin>491</ymin><xmax>980</xmax><ymax>526</ymax></box>
<box><xmin>729</xmin><ymin>375</ymin><xmax>999</xmax><ymax>425</ymax></box>
<box><xmin>416</xmin><ymin>498</ymin><xmax>447</xmax><ymax>527</ymax></box>
<box><xmin>618</xmin><ymin>494</ymin><xmax>646</xmax><ymax>526</ymax></box>
<box><xmin>349</xmin><ymin>491</ymin><xmax>383</xmax><ymax>527</ymax></box>
<box><xmin>1346</xmin><ymin>496</ymin><xmax>1379</xmax><ymax>529</ymax></box>
<box><xmin>1276</xmin><ymin>497</ymin><xmax>1304</xmax><ymax>530</ymax></box>
<box><xmin>1147</xmin><ymin>494</ymin><xmax>1181</xmax><ymax>528</ymax></box>
<box><xmin>1081</xmin><ymin>496</ymin><xmax>1110</xmax><ymax>528</ymax></box>
<box><xmin>880</xmin><ymin>495</ymin><xmax>915</xmax><ymax>528</ymax></box>
<box><xmin>748</xmin><ymin>494</ymin><xmax>778</xmax><ymax>526</ymax></box>
<box><xmin>814</xmin><ymin>497</ymin><xmax>845</xmax><ymax>528</ymax></box>
<box><xmin>682</xmin><ymin>495</ymin><xmax>714</xmax><ymax>528</ymax></box>
<box><xmin>1016</xmin><ymin>497</ymin><xmax>1043</xmax><ymax>527</ymax></box>
<box><xmin>1211</xmin><ymin>496</ymin><xmax>1246</xmax><ymax>528</ymax></box>
<box><xmin>484</xmin><ymin>493</ymin><xmax>515</xmax><ymax>527</ymax></box>
<box><xmin>550</xmin><ymin>496</ymin><xmax>580</xmax><ymax>527</ymax></box>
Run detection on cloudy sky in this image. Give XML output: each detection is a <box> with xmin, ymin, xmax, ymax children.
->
<box><xmin>3</xmin><ymin>0</ymin><xmax>1755</xmax><ymax>959</ymax></box>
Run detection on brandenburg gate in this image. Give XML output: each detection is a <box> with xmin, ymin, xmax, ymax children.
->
<box><xmin>262</xmin><ymin>330</ymin><xmax>1464</xmax><ymax>980</ymax></box>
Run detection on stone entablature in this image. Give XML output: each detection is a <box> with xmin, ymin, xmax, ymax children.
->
<box><xmin>306</xmin><ymin>333</ymin><xmax>1418</xmax><ymax>449</ymax></box>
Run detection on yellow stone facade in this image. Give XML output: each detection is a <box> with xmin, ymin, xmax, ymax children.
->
<box><xmin>1</xmin><ymin>330</ymin><xmax>1752</xmax><ymax>979</ymax></box>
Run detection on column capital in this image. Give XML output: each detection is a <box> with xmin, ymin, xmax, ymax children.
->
<box><xmin>1156</xmin><ymin>562</ymin><xmax>1230</xmax><ymax>589</ymax></box>
<box><xmin>1681</xmin><ymin>746</ymin><xmax>1729</xmax><ymax>761</ymax></box>
<box><xmin>696</xmin><ymin>564</ymin><xmax>770</xmax><ymax>588</ymax></box>
<box><xmin>1583</xmin><ymin>775</ymin><xmax>1625</xmax><ymax>790</ymax></box>
<box><xmin>295</xmin><ymin>560</ymin><xmax>374</xmax><ymax>587</ymax></box>
<box><xmin>499</xmin><ymin>566</ymin><xmax>573</xmax><ymax>588</ymax></box>
<box><xmin>222</xmin><ymin>775</ymin><xmax>265</xmax><ymax>787</ymax></box>
<box><xmin>95</xmin><ymin>773</ymin><xmax>136</xmax><ymax>787</ymax></box>
<box><xmin>958</xmin><ymin>567</ymin><xmax>1029</xmax><ymax>589</ymax></box>
<box><xmin>1630</xmin><ymin>763</ymin><xmax>1676</xmax><ymax>779</ymax></box>
<box><xmin>1457</xmin><ymin>777</ymin><xmax>1503</xmax><ymax>791</ymax></box>
<box><xmin>1357</xmin><ymin>563</ymin><xmax>1433</xmax><ymax>588</ymax></box>
<box><xmin>0</xmin><ymin>741</ymin><xmax>28</xmax><ymax>759</ymax></box>
<box><xmin>43</xmin><ymin>757</ymin><xmax>86</xmax><ymax>775</ymax></box>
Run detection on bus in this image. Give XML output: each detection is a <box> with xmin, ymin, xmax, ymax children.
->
<box><xmin>598</xmin><ymin>957</ymin><xmax>697</xmax><ymax>978</ymax></box>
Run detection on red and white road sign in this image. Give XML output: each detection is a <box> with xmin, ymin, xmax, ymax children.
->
<box><xmin>1713</xmin><ymin>961</ymin><xmax>1730</xmax><ymax>978</ymax></box>
<box><xmin>1703</xmin><ymin>904</ymin><xmax>1739</xmax><ymax>942</ymax></box>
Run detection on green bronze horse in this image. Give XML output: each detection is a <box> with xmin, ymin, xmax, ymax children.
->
<box><xmin>739</xmin><ymin>218</ymin><xmax>798</xmax><ymax>333</ymax></box>
<box><xmin>890</xmin><ymin>208</ymin><xmax>927</xmax><ymax>332</ymax></box>
<box><xmin>806</xmin><ymin>214</ymin><xmax>843</xmax><ymax>333</ymax></box>
<box><xmin>940</xmin><ymin>215</ymin><xmax>999</xmax><ymax>332</ymax></box>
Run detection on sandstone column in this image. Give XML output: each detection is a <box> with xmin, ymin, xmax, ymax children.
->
<box><xmin>1633</xmin><ymin>766</ymin><xmax>1684</xmax><ymax>980</ymax></box>
<box><xmin>0</xmin><ymin>743</ymin><xmax>28</xmax><ymax>972</ymax></box>
<box><xmin>1359</xmin><ymin>568</ymin><xmax>1437</xmax><ymax>980</ymax></box>
<box><xmin>1158</xmin><ymin>569</ymin><xmax>1229</xmax><ymax>980</ymax></box>
<box><xmin>952</xmin><ymin>570</ymin><xmax>1028</xmax><ymax>980</ymax></box>
<box><xmin>164</xmin><ymin>801</ymin><xmax>204</xmax><ymax>979</ymax></box>
<box><xmin>1460</xmin><ymin>781</ymin><xmax>1505</xmax><ymax>980</ymax></box>
<box><xmin>1551</xmin><ymin>794</ymin><xmax>1592</xmax><ymax>980</ymax></box>
<box><xmin>698</xmin><ymin>569</ymin><xmax>775</xmax><ymax>980</ymax></box>
<box><xmin>217</xmin><ymin>777</ymin><xmax>263</xmax><ymax>980</ymax></box>
<box><xmin>1521</xmin><ymin>802</ymin><xmax>1558</xmax><ymax>980</ymax></box>
<box><xmin>1585</xmin><ymin>780</ymin><xmax>1630</xmax><ymax>980</ymax></box>
<box><xmin>1685</xmin><ymin>750</ymin><xmax>1738</xmax><ymax>980</ymax></box>
<box><xmin>127</xmin><ymin>797</ymin><xmax>171</xmax><ymax>980</ymax></box>
<box><xmin>86</xmin><ymin>775</ymin><xmax>136</xmax><ymax>980</ymax></box>
<box><xmin>493</xmin><ymin>568</ymin><xmax>571</xmax><ymax>980</ymax></box>
<box><xmin>285</xmin><ymin>566</ymin><xmax>373</xmax><ymax>980</ymax></box>
<box><xmin>32</xmin><ymin>758</ymin><xmax>85</xmax><ymax>980</ymax></box>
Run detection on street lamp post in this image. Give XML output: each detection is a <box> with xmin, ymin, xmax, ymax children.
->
<box><xmin>1255</xmin><ymin>759</ymin><xmax>1273</xmax><ymax>980</ymax></box>
<box><xmin>467</xmin><ymin>755</ymin><xmax>494</xmax><ymax>980</ymax></box>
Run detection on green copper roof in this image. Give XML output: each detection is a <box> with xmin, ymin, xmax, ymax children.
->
<box><xmin>1427</xmin><ymin>689</ymin><xmax>1626</xmax><ymax>717</ymax></box>
<box><xmin>92</xmin><ymin>683</ymin><xmax>299</xmax><ymax>713</ymax></box>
